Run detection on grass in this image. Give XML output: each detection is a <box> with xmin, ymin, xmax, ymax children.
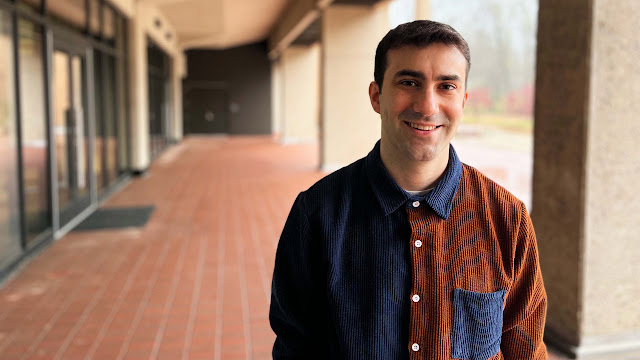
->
<box><xmin>462</xmin><ymin>112</ymin><xmax>533</xmax><ymax>134</ymax></box>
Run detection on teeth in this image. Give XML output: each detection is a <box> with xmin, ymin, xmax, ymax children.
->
<box><xmin>408</xmin><ymin>123</ymin><xmax>438</xmax><ymax>131</ymax></box>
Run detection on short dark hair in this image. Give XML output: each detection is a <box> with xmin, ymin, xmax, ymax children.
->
<box><xmin>374</xmin><ymin>20</ymin><xmax>471</xmax><ymax>90</ymax></box>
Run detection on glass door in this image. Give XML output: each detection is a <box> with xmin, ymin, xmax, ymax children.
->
<box><xmin>52</xmin><ymin>46</ymin><xmax>90</xmax><ymax>226</ymax></box>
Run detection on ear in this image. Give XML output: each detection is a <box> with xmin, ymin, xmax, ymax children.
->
<box><xmin>462</xmin><ymin>92</ymin><xmax>468</xmax><ymax>109</ymax></box>
<box><xmin>369</xmin><ymin>81</ymin><xmax>381</xmax><ymax>114</ymax></box>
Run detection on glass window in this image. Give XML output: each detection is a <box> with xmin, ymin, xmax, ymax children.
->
<box><xmin>116</xmin><ymin>15</ymin><xmax>125</xmax><ymax>55</ymax></box>
<box><xmin>52</xmin><ymin>49</ymin><xmax>91</xmax><ymax>224</ymax></box>
<box><xmin>93</xmin><ymin>50</ymin><xmax>104</xmax><ymax>192</ymax></box>
<box><xmin>116</xmin><ymin>53</ymin><xmax>128</xmax><ymax>173</ymax></box>
<box><xmin>147</xmin><ymin>41</ymin><xmax>170</xmax><ymax>159</ymax></box>
<box><xmin>103</xmin><ymin>54</ymin><xmax>118</xmax><ymax>188</ymax></box>
<box><xmin>70</xmin><ymin>55</ymin><xmax>89</xmax><ymax>199</ymax></box>
<box><xmin>52</xmin><ymin>50</ymin><xmax>71</xmax><ymax>207</ymax></box>
<box><xmin>48</xmin><ymin>0</ymin><xmax>87</xmax><ymax>31</ymax></box>
<box><xmin>0</xmin><ymin>10</ymin><xmax>23</xmax><ymax>269</ymax></box>
<box><xmin>116</xmin><ymin>18</ymin><xmax>129</xmax><ymax>173</ymax></box>
<box><xmin>18</xmin><ymin>19</ymin><xmax>51</xmax><ymax>245</ymax></box>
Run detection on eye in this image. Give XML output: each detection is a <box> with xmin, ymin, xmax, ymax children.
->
<box><xmin>399</xmin><ymin>80</ymin><xmax>419</xmax><ymax>87</ymax></box>
<box><xmin>439</xmin><ymin>83</ymin><xmax>457</xmax><ymax>90</ymax></box>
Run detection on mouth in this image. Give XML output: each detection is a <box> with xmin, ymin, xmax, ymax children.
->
<box><xmin>404</xmin><ymin>121</ymin><xmax>442</xmax><ymax>131</ymax></box>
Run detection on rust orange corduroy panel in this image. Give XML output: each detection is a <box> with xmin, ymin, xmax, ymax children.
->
<box><xmin>406</xmin><ymin>165</ymin><xmax>547</xmax><ymax>359</ymax></box>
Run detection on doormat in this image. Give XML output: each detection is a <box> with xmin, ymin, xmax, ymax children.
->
<box><xmin>73</xmin><ymin>206</ymin><xmax>155</xmax><ymax>231</ymax></box>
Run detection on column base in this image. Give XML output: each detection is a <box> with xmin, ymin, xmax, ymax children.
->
<box><xmin>546</xmin><ymin>327</ymin><xmax>640</xmax><ymax>359</ymax></box>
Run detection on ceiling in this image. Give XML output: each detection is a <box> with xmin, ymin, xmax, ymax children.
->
<box><xmin>141</xmin><ymin>0</ymin><xmax>292</xmax><ymax>50</ymax></box>
<box><xmin>139</xmin><ymin>0</ymin><xmax>384</xmax><ymax>51</ymax></box>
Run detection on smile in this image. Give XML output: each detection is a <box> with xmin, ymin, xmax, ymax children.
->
<box><xmin>405</xmin><ymin>122</ymin><xmax>441</xmax><ymax>131</ymax></box>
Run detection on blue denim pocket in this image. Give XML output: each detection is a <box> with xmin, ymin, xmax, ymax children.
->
<box><xmin>451</xmin><ymin>288</ymin><xmax>507</xmax><ymax>360</ymax></box>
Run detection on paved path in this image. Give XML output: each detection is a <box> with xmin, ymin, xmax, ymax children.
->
<box><xmin>0</xmin><ymin>135</ymin><xmax>575</xmax><ymax>359</ymax></box>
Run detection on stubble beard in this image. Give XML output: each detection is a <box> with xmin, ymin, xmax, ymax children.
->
<box><xmin>389</xmin><ymin>111</ymin><xmax>450</xmax><ymax>163</ymax></box>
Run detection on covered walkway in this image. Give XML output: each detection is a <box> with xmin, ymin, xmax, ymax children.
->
<box><xmin>0</xmin><ymin>137</ymin><xmax>322</xmax><ymax>360</ymax></box>
<box><xmin>0</xmin><ymin>136</ymin><xmax>578</xmax><ymax>359</ymax></box>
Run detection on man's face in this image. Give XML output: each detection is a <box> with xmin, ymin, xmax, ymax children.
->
<box><xmin>369</xmin><ymin>44</ymin><xmax>468</xmax><ymax>164</ymax></box>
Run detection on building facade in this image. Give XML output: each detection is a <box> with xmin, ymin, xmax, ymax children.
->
<box><xmin>0</xmin><ymin>0</ymin><xmax>184</xmax><ymax>278</ymax></box>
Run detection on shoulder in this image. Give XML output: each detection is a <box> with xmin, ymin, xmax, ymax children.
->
<box><xmin>298</xmin><ymin>157</ymin><xmax>367</xmax><ymax>214</ymax></box>
<box><xmin>458</xmin><ymin>163</ymin><xmax>527</xmax><ymax>220</ymax></box>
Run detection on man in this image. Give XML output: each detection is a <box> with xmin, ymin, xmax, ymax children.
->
<box><xmin>270</xmin><ymin>20</ymin><xmax>547</xmax><ymax>359</ymax></box>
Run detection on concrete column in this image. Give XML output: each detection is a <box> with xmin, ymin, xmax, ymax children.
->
<box><xmin>533</xmin><ymin>0</ymin><xmax>640</xmax><ymax>357</ymax></box>
<box><xmin>320</xmin><ymin>3</ymin><xmax>390</xmax><ymax>170</ymax></box>
<box><xmin>280</xmin><ymin>43</ymin><xmax>321</xmax><ymax>144</ymax></box>
<box><xmin>415</xmin><ymin>0</ymin><xmax>430</xmax><ymax>20</ymax></box>
<box><xmin>128</xmin><ymin>12</ymin><xmax>150</xmax><ymax>172</ymax></box>
<box><xmin>128</xmin><ymin>2</ymin><xmax>180</xmax><ymax>171</ymax></box>
<box><xmin>271</xmin><ymin>58</ymin><xmax>282</xmax><ymax>136</ymax></box>
<box><xmin>170</xmin><ymin>52</ymin><xmax>186</xmax><ymax>142</ymax></box>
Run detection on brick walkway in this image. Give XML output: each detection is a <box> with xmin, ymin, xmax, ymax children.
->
<box><xmin>0</xmin><ymin>137</ymin><xmax>323</xmax><ymax>360</ymax></box>
<box><xmin>0</xmin><ymin>135</ymin><xmax>571</xmax><ymax>360</ymax></box>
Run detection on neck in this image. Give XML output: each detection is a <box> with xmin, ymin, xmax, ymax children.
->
<box><xmin>380</xmin><ymin>143</ymin><xmax>450</xmax><ymax>192</ymax></box>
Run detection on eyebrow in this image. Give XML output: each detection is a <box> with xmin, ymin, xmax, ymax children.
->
<box><xmin>436</xmin><ymin>74</ymin><xmax>462</xmax><ymax>82</ymax></box>
<box><xmin>393</xmin><ymin>70</ymin><xmax>462</xmax><ymax>82</ymax></box>
<box><xmin>394</xmin><ymin>70</ymin><xmax>426</xmax><ymax>80</ymax></box>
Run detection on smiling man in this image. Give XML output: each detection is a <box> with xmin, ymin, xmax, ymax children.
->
<box><xmin>270</xmin><ymin>20</ymin><xmax>547</xmax><ymax>359</ymax></box>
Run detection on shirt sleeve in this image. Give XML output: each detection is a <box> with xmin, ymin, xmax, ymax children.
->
<box><xmin>501</xmin><ymin>202</ymin><xmax>548</xmax><ymax>359</ymax></box>
<box><xmin>269</xmin><ymin>192</ymin><xmax>327</xmax><ymax>359</ymax></box>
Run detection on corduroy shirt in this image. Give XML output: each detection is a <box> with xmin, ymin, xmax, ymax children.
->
<box><xmin>270</xmin><ymin>141</ymin><xmax>547</xmax><ymax>359</ymax></box>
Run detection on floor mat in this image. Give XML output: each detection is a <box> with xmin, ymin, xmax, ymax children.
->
<box><xmin>73</xmin><ymin>206</ymin><xmax>155</xmax><ymax>231</ymax></box>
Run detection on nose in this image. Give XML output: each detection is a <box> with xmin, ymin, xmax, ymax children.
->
<box><xmin>413</xmin><ymin>88</ymin><xmax>438</xmax><ymax>118</ymax></box>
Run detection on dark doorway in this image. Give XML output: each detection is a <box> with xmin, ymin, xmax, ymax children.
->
<box><xmin>184</xmin><ymin>88</ymin><xmax>230</xmax><ymax>134</ymax></box>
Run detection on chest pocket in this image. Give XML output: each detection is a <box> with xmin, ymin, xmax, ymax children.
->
<box><xmin>451</xmin><ymin>288</ymin><xmax>507</xmax><ymax>360</ymax></box>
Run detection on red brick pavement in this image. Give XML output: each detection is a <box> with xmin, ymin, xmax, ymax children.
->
<box><xmin>0</xmin><ymin>137</ymin><xmax>322</xmax><ymax>360</ymax></box>
<box><xmin>0</xmin><ymin>136</ymin><xmax>570</xmax><ymax>360</ymax></box>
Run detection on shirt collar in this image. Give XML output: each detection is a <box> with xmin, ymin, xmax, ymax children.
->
<box><xmin>365</xmin><ymin>140</ymin><xmax>463</xmax><ymax>220</ymax></box>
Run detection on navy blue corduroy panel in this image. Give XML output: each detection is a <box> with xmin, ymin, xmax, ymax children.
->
<box><xmin>452</xmin><ymin>288</ymin><xmax>507</xmax><ymax>360</ymax></box>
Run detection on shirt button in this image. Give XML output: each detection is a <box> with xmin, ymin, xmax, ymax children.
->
<box><xmin>414</xmin><ymin>240</ymin><xmax>422</xmax><ymax>248</ymax></box>
<box><xmin>412</xmin><ymin>201</ymin><xmax>420</xmax><ymax>208</ymax></box>
<box><xmin>412</xmin><ymin>343</ymin><xmax>420</xmax><ymax>352</ymax></box>
<box><xmin>412</xmin><ymin>294</ymin><xmax>420</xmax><ymax>303</ymax></box>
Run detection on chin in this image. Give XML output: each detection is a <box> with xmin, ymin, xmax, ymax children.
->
<box><xmin>414</xmin><ymin>153</ymin><xmax>439</xmax><ymax>162</ymax></box>
<box><xmin>407</xmin><ymin>149</ymin><xmax>437</xmax><ymax>162</ymax></box>
<box><xmin>407</xmin><ymin>145</ymin><xmax>446</xmax><ymax>162</ymax></box>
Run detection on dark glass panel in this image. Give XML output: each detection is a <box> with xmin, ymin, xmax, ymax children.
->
<box><xmin>115</xmin><ymin>15</ymin><xmax>125</xmax><ymax>55</ymax></box>
<box><xmin>93</xmin><ymin>50</ymin><xmax>104</xmax><ymax>192</ymax></box>
<box><xmin>103</xmin><ymin>54</ymin><xmax>117</xmax><ymax>187</ymax></box>
<box><xmin>147</xmin><ymin>41</ymin><xmax>170</xmax><ymax>159</ymax></box>
<box><xmin>17</xmin><ymin>18</ymin><xmax>51</xmax><ymax>244</ymax></box>
<box><xmin>70</xmin><ymin>55</ymin><xmax>89</xmax><ymax>198</ymax></box>
<box><xmin>0</xmin><ymin>9</ymin><xmax>24</xmax><ymax>269</ymax></box>
<box><xmin>116</xmin><ymin>18</ymin><xmax>128</xmax><ymax>173</ymax></box>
